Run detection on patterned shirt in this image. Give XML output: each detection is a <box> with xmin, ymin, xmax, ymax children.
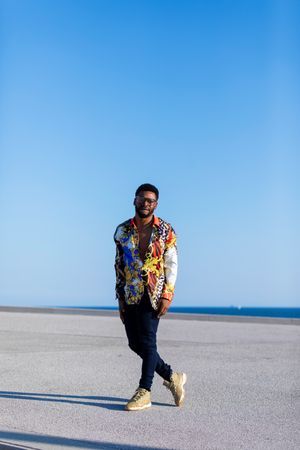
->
<box><xmin>114</xmin><ymin>215</ymin><xmax>178</xmax><ymax>310</ymax></box>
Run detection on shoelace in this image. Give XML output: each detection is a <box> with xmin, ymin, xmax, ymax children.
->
<box><xmin>132</xmin><ymin>389</ymin><xmax>147</xmax><ymax>401</ymax></box>
<box><xmin>170</xmin><ymin>381</ymin><xmax>177</xmax><ymax>394</ymax></box>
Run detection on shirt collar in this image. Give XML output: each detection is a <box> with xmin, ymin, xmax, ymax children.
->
<box><xmin>131</xmin><ymin>215</ymin><xmax>159</xmax><ymax>228</ymax></box>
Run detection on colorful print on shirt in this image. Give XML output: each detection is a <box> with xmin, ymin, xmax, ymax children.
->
<box><xmin>114</xmin><ymin>216</ymin><xmax>178</xmax><ymax>310</ymax></box>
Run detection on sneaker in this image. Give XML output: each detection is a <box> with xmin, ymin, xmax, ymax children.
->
<box><xmin>163</xmin><ymin>372</ymin><xmax>187</xmax><ymax>406</ymax></box>
<box><xmin>125</xmin><ymin>388</ymin><xmax>152</xmax><ymax>411</ymax></box>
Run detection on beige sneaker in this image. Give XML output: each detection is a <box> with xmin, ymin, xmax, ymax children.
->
<box><xmin>125</xmin><ymin>388</ymin><xmax>152</xmax><ymax>411</ymax></box>
<box><xmin>163</xmin><ymin>372</ymin><xmax>187</xmax><ymax>406</ymax></box>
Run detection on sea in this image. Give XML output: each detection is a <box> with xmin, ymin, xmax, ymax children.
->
<box><xmin>68</xmin><ymin>306</ymin><xmax>300</xmax><ymax>319</ymax></box>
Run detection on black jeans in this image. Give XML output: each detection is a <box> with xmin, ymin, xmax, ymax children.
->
<box><xmin>124</xmin><ymin>291</ymin><xmax>172</xmax><ymax>391</ymax></box>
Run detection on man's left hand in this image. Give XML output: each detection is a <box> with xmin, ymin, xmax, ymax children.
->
<box><xmin>157</xmin><ymin>298</ymin><xmax>170</xmax><ymax>318</ymax></box>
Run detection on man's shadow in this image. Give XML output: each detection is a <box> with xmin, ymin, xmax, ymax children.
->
<box><xmin>0</xmin><ymin>391</ymin><xmax>171</xmax><ymax>410</ymax></box>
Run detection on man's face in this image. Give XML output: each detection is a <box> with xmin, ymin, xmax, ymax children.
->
<box><xmin>134</xmin><ymin>190</ymin><xmax>158</xmax><ymax>219</ymax></box>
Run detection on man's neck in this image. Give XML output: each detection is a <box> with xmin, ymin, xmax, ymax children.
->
<box><xmin>134</xmin><ymin>214</ymin><xmax>154</xmax><ymax>230</ymax></box>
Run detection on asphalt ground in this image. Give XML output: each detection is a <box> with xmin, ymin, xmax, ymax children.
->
<box><xmin>0</xmin><ymin>310</ymin><xmax>299</xmax><ymax>450</ymax></box>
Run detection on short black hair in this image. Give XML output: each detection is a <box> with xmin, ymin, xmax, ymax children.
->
<box><xmin>135</xmin><ymin>183</ymin><xmax>159</xmax><ymax>200</ymax></box>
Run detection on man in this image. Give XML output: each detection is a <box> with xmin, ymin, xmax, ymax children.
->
<box><xmin>114</xmin><ymin>183</ymin><xmax>187</xmax><ymax>411</ymax></box>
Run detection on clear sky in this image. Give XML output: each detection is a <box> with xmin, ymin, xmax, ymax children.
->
<box><xmin>0</xmin><ymin>0</ymin><xmax>299</xmax><ymax>307</ymax></box>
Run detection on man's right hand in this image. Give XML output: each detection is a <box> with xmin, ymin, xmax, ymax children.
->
<box><xmin>118</xmin><ymin>300</ymin><xmax>126</xmax><ymax>324</ymax></box>
<box><xmin>119</xmin><ymin>308</ymin><xmax>125</xmax><ymax>324</ymax></box>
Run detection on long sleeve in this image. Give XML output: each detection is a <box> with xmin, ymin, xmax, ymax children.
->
<box><xmin>161</xmin><ymin>226</ymin><xmax>178</xmax><ymax>302</ymax></box>
<box><xmin>114</xmin><ymin>236</ymin><xmax>126</xmax><ymax>304</ymax></box>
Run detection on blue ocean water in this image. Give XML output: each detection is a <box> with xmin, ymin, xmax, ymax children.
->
<box><xmin>67</xmin><ymin>306</ymin><xmax>300</xmax><ymax>319</ymax></box>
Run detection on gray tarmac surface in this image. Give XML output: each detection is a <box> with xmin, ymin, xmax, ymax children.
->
<box><xmin>0</xmin><ymin>310</ymin><xmax>299</xmax><ymax>450</ymax></box>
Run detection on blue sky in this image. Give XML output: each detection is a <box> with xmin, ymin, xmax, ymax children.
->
<box><xmin>1</xmin><ymin>0</ymin><xmax>299</xmax><ymax>307</ymax></box>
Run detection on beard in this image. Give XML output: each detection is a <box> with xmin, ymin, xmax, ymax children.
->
<box><xmin>135</xmin><ymin>206</ymin><xmax>152</xmax><ymax>218</ymax></box>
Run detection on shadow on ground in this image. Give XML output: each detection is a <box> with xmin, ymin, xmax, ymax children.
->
<box><xmin>0</xmin><ymin>431</ymin><xmax>171</xmax><ymax>449</ymax></box>
<box><xmin>0</xmin><ymin>391</ymin><xmax>172</xmax><ymax>410</ymax></box>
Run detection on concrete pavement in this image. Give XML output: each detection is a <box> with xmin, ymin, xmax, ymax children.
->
<box><xmin>0</xmin><ymin>310</ymin><xmax>299</xmax><ymax>449</ymax></box>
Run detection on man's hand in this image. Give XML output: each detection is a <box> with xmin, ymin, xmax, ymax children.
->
<box><xmin>118</xmin><ymin>300</ymin><xmax>126</xmax><ymax>324</ymax></box>
<box><xmin>157</xmin><ymin>298</ymin><xmax>170</xmax><ymax>318</ymax></box>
